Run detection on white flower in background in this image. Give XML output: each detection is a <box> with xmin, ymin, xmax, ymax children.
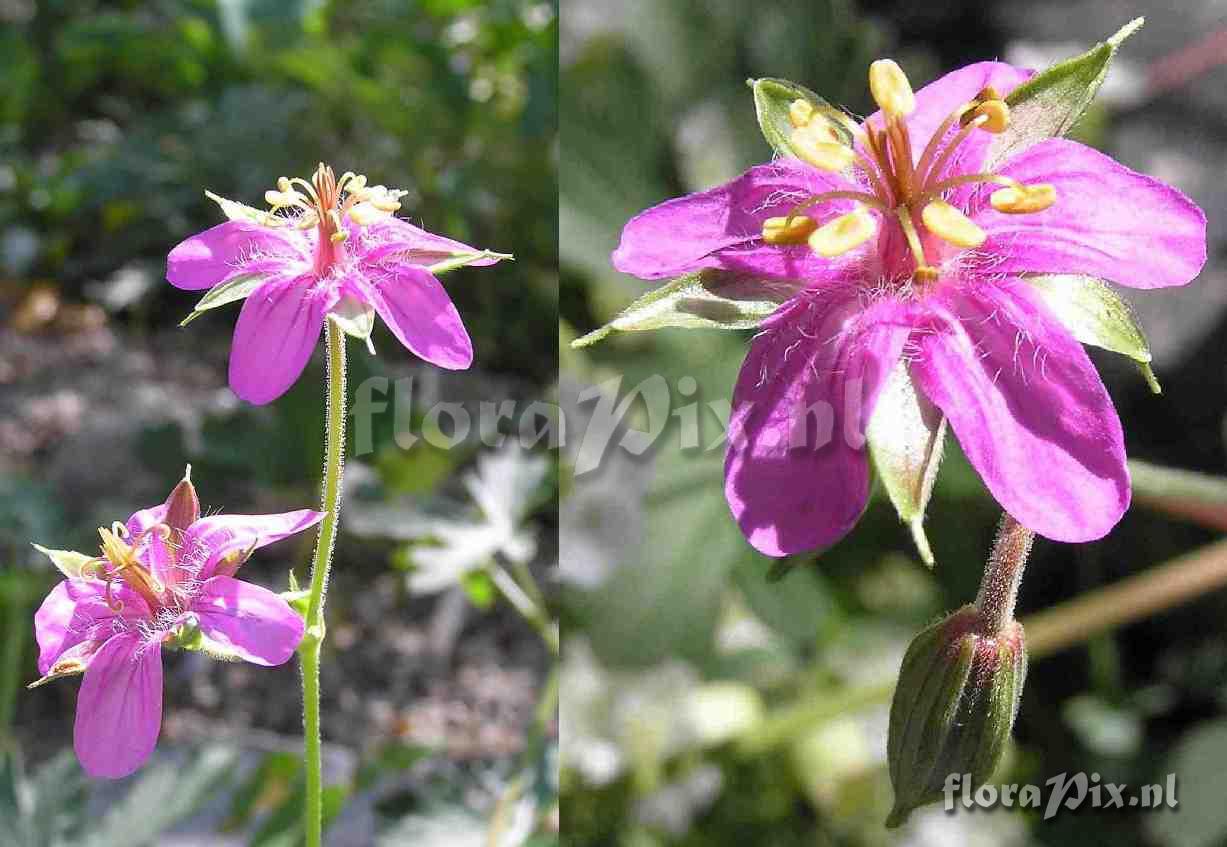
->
<box><xmin>406</xmin><ymin>443</ymin><xmax>548</xmax><ymax>594</ymax></box>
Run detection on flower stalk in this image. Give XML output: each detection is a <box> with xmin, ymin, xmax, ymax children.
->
<box><xmin>300</xmin><ymin>318</ymin><xmax>347</xmax><ymax>847</ymax></box>
<box><xmin>975</xmin><ymin>514</ymin><xmax>1035</xmax><ymax>634</ymax></box>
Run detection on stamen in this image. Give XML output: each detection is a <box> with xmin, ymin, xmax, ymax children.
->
<box><xmin>790</xmin><ymin>122</ymin><xmax>855</xmax><ymax>172</ymax></box>
<box><xmin>104</xmin><ymin>578</ymin><xmax>124</xmax><ymax>612</ymax></box>
<box><xmin>808</xmin><ymin>208</ymin><xmax>877</xmax><ymax>258</ymax></box>
<box><xmin>917</xmin><ymin>113</ymin><xmax>987</xmax><ymax>191</ymax></box>
<box><xmin>921</xmin><ymin>200</ymin><xmax>987</xmax><ymax>249</ymax></box>
<box><xmin>761</xmin><ymin>215</ymin><xmax>818</xmax><ymax>244</ymax></box>
<box><xmin>967</xmin><ymin>99</ymin><xmax>1010</xmax><ymax>134</ymax></box>
<box><xmin>79</xmin><ymin>557</ymin><xmax>108</xmax><ymax>580</ymax></box>
<box><xmin>895</xmin><ymin>207</ymin><xmax>938</xmax><ymax>281</ymax></box>
<box><xmin>869</xmin><ymin>59</ymin><xmax>916</xmax><ymax>118</ymax></box>
<box><xmin>783</xmin><ymin>189</ymin><xmax>889</xmax><ymax>220</ymax></box>
<box><xmin>914</xmin><ymin>100</ymin><xmax>979</xmax><ymax>183</ymax></box>
<box><xmin>329</xmin><ymin>208</ymin><xmax>349</xmax><ymax>243</ymax></box>
<box><xmin>915</xmin><ymin>172</ymin><xmax>1022</xmax><ymax>206</ymax></box>
<box><xmin>990</xmin><ymin>183</ymin><xmax>1056</xmax><ymax>214</ymax></box>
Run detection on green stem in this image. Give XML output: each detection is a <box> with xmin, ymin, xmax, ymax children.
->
<box><xmin>489</xmin><ymin>560</ymin><xmax>559</xmax><ymax>656</ymax></box>
<box><xmin>0</xmin><ymin>579</ymin><xmax>29</xmax><ymax>735</ymax></box>
<box><xmin>301</xmin><ymin>320</ymin><xmax>347</xmax><ymax>847</ymax></box>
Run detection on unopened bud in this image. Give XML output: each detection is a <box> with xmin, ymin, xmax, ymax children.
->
<box><xmin>164</xmin><ymin>465</ymin><xmax>199</xmax><ymax>535</ymax></box>
<box><xmin>886</xmin><ymin>604</ymin><xmax>1027</xmax><ymax>827</ymax></box>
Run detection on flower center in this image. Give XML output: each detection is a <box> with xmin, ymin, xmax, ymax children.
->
<box><xmin>90</xmin><ymin>523</ymin><xmax>167</xmax><ymax>612</ymax></box>
<box><xmin>262</xmin><ymin>163</ymin><xmax>407</xmax><ymax>275</ymax></box>
<box><xmin>761</xmin><ymin>60</ymin><xmax>1056</xmax><ymax>282</ymax></box>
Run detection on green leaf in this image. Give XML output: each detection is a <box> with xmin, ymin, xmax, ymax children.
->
<box><xmin>865</xmin><ymin>362</ymin><xmax>946</xmax><ymax>567</ymax></box>
<box><xmin>748</xmin><ymin>77</ymin><xmax>853</xmax><ymax>159</ymax></box>
<box><xmin>1024</xmin><ymin>274</ymin><xmax>1159</xmax><ymax>393</ymax></box>
<box><xmin>31</xmin><ymin>543</ymin><xmax>92</xmax><ymax>579</ymax></box>
<box><xmin>179</xmin><ymin>273</ymin><xmax>267</xmax><ymax>326</ymax></box>
<box><xmin>427</xmin><ymin>249</ymin><xmax>513</xmax><ymax>275</ymax></box>
<box><xmin>205</xmin><ymin>189</ymin><xmax>273</xmax><ymax>224</ymax></box>
<box><xmin>572</xmin><ymin>269</ymin><xmax>795</xmax><ymax>348</ymax></box>
<box><xmin>988</xmin><ymin>17</ymin><xmax>1144</xmax><ymax>169</ymax></box>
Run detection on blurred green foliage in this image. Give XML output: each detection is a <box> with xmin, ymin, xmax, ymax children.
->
<box><xmin>1</xmin><ymin>1</ymin><xmax>558</xmax><ymax>844</ymax></box>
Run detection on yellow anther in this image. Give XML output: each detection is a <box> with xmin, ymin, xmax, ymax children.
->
<box><xmin>265</xmin><ymin>190</ymin><xmax>286</xmax><ymax>207</ymax></box>
<box><xmin>790</xmin><ymin>123</ymin><xmax>855</xmax><ymax>172</ymax></box>
<box><xmin>761</xmin><ymin>215</ymin><xmax>819</xmax><ymax>245</ymax></box>
<box><xmin>868</xmin><ymin>59</ymin><xmax>915</xmax><ymax>118</ymax></box>
<box><xmin>970</xmin><ymin>99</ymin><xmax>1010</xmax><ymax>133</ymax></box>
<box><xmin>277</xmin><ymin>176</ymin><xmax>291</xmax><ymax>192</ymax></box>
<box><xmin>921</xmin><ymin>200</ymin><xmax>987</xmax><ymax>249</ymax></box>
<box><xmin>808</xmin><ymin>208</ymin><xmax>877</xmax><ymax>258</ymax></box>
<box><xmin>789</xmin><ymin>98</ymin><xmax>816</xmax><ymax>128</ymax></box>
<box><xmin>990</xmin><ymin>183</ymin><xmax>1056</xmax><ymax>214</ymax></box>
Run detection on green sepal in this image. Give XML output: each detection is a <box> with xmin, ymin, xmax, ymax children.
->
<box><xmin>748</xmin><ymin>77</ymin><xmax>854</xmax><ymax>158</ymax></box>
<box><xmin>866</xmin><ymin>363</ymin><xmax>947</xmax><ymax>567</ymax></box>
<box><xmin>31</xmin><ymin>543</ymin><xmax>93</xmax><ymax>579</ymax></box>
<box><xmin>988</xmin><ymin>17</ymin><xmax>1144</xmax><ymax>168</ymax></box>
<box><xmin>281</xmin><ymin>589</ymin><xmax>311</xmax><ymax>620</ymax></box>
<box><xmin>205</xmin><ymin>189</ymin><xmax>276</xmax><ymax>225</ymax></box>
<box><xmin>571</xmin><ymin>269</ymin><xmax>795</xmax><ymax>348</ymax></box>
<box><xmin>329</xmin><ymin>296</ymin><xmax>376</xmax><ymax>347</ymax></box>
<box><xmin>427</xmin><ymin>250</ymin><xmax>514</xmax><ymax>275</ymax></box>
<box><xmin>886</xmin><ymin>606</ymin><xmax>1027</xmax><ymax>827</ymax></box>
<box><xmin>179</xmin><ymin>273</ymin><xmax>268</xmax><ymax>327</ymax></box>
<box><xmin>1025</xmin><ymin>274</ymin><xmax>1160</xmax><ymax>393</ymax></box>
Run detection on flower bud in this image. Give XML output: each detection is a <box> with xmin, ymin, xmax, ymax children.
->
<box><xmin>886</xmin><ymin>604</ymin><xmax>1027</xmax><ymax>827</ymax></box>
<box><xmin>164</xmin><ymin>465</ymin><xmax>199</xmax><ymax>535</ymax></box>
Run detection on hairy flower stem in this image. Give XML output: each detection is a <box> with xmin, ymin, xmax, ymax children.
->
<box><xmin>975</xmin><ymin>513</ymin><xmax>1035</xmax><ymax>634</ymax></box>
<box><xmin>300</xmin><ymin>319</ymin><xmax>347</xmax><ymax>847</ymax></box>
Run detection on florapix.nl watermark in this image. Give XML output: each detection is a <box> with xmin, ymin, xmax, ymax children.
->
<box><xmin>348</xmin><ymin>373</ymin><xmax>869</xmax><ymax>474</ymax></box>
<box><xmin>943</xmin><ymin>772</ymin><xmax>1178</xmax><ymax>820</ymax></box>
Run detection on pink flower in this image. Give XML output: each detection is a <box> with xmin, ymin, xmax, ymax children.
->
<box><xmin>612</xmin><ymin>60</ymin><xmax>1206</xmax><ymax>556</ymax></box>
<box><xmin>31</xmin><ymin>471</ymin><xmax>323</xmax><ymax>778</ymax></box>
<box><xmin>167</xmin><ymin>164</ymin><xmax>509</xmax><ymax>404</ymax></box>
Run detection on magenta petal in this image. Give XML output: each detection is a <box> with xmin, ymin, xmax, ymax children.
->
<box><xmin>166</xmin><ymin>221</ymin><xmax>307</xmax><ymax>291</ymax></box>
<box><xmin>228</xmin><ymin>277</ymin><xmax>337</xmax><ymax>405</ymax></box>
<box><xmin>74</xmin><ymin>633</ymin><xmax>163</xmax><ymax>779</ymax></box>
<box><xmin>973</xmin><ymin>138</ymin><xmax>1207</xmax><ymax>289</ymax></box>
<box><xmin>724</xmin><ymin>292</ymin><xmax>912</xmax><ymax>556</ymax></box>
<box><xmin>34</xmin><ymin>580</ymin><xmax>148</xmax><ymax>675</ymax></box>
<box><xmin>356</xmin><ymin>218</ymin><xmax>501</xmax><ymax>266</ymax></box>
<box><xmin>184</xmin><ymin>510</ymin><xmax>324</xmax><ymax>580</ymax></box>
<box><xmin>612</xmin><ymin>160</ymin><xmax>862</xmax><ymax>281</ymax></box>
<box><xmin>191</xmin><ymin>576</ymin><xmax>305</xmax><ymax>666</ymax></box>
<box><xmin>126</xmin><ymin>503</ymin><xmax>169</xmax><ymax>538</ymax></box>
<box><xmin>359</xmin><ymin>265</ymin><xmax>474</xmax><ymax>369</ymax></box>
<box><xmin>910</xmin><ymin>280</ymin><xmax>1129</xmax><ymax>542</ymax></box>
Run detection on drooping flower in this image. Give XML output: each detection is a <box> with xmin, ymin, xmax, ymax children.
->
<box><xmin>612</xmin><ymin>58</ymin><xmax>1206</xmax><ymax>557</ymax></box>
<box><xmin>30</xmin><ymin>469</ymin><xmax>323</xmax><ymax>778</ymax></box>
<box><xmin>167</xmin><ymin>164</ymin><xmax>510</xmax><ymax>405</ymax></box>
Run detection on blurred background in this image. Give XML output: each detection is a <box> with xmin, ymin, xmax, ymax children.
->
<box><xmin>560</xmin><ymin>1</ymin><xmax>1227</xmax><ymax>845</ymax></box>
<box><xmin>0</xmin><ymin>1</ymin><xmax>558</xmax><ymax>845</ymax></box>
